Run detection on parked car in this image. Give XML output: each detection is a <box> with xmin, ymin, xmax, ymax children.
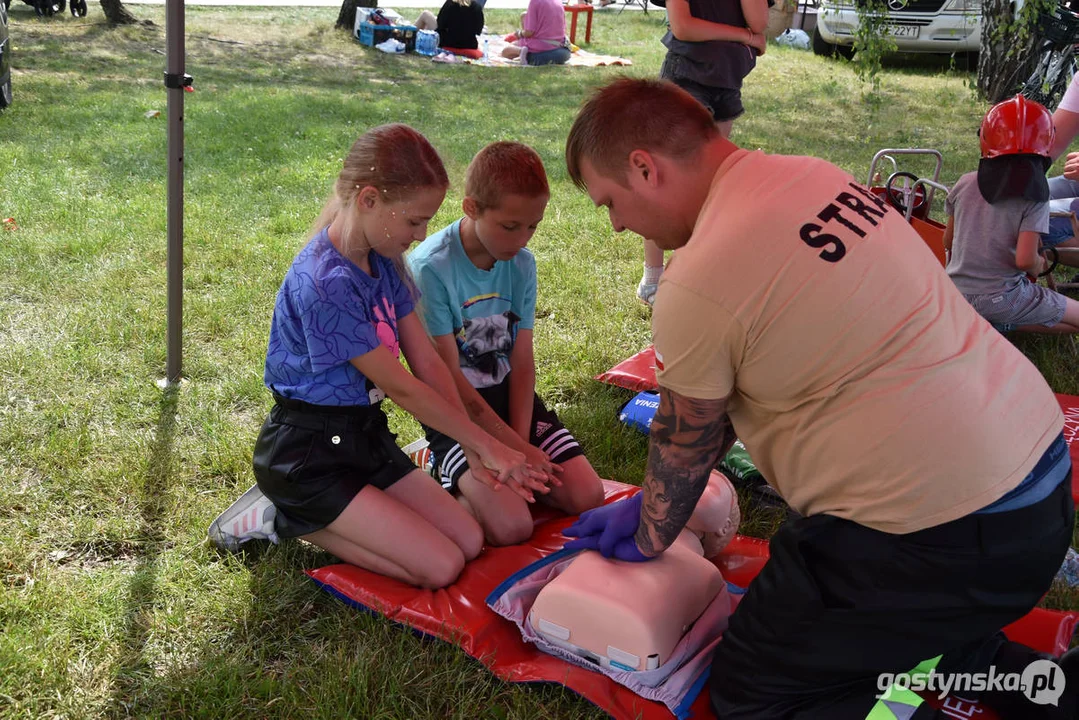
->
<box><xmin>0</xmin><ymin>1</ymin><xmax>10</xmax><ymax>110</ymax></box>
<box><xmin>813</xmin><ymin>0</ymin><xmax>981</xmax><ymax>58</ymax></box>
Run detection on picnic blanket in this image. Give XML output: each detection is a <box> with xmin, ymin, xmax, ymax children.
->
<box><xmin>307</xmin><ymin>479</ymin><xmax>1077</xmax><ymax>720</ymax></box>
<box><xmin>431</xmin><ymin>33</ymin><xmax>631</xmax><ymax>66</ymax></box>
<box><xmin>597</xmin><ymin>345</ymin><xmax>1079</xmax><ymax>506</ymax></box>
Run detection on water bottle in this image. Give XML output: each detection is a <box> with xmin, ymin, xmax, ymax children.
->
<box><xmin>1055</xmin><ymin>547</ymin><xmax>1079</xmax><ymax>587</ymax></box>
<box><xmin>483</xmin><ymin>37</ymin><xmax>490</xmax><ymax>64</ymax></box>
<box><xmin>416</xmin><ymin>29</ymin><xmax>438</xmax><ymax>56</ymax></box>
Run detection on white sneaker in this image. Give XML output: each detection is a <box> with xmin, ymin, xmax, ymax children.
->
<box><xmin>207</xmin><ymin>484</ymin><xmax>279</xmax><ymax>552</ymax></box>
<box><xmin>636</xmin><ymin>279</ymin><xmax>658</xmax><ymax>307</ymax></box>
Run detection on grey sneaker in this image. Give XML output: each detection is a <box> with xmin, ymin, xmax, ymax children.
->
<box><xmin>636</xmin><ymin>279</ymin><xmax>658</xmax><ymax>306</ymax></box>
<box><xmin>207</xmin><ymin>484</ymin><xmax>279</xmax><ymax>552</ymax></box>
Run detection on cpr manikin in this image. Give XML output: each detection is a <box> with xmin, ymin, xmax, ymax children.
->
<box><xmin>529</xmin><ymin>471</ymin><xmax>740</xmax><ymax>672</ymax></box>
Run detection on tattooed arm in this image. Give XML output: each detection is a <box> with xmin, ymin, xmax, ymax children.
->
<box><xmin>635</xmin><ymin>385</ymin><xmax>737</xmax><ymax>557</ymax></box>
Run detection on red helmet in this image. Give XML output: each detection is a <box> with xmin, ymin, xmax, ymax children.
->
<box><xmin>980</xmin><ymin>95</ymin><xmax>1055</xmax><ymax>159</ymax></box>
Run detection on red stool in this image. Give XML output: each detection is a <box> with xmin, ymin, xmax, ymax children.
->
<box><xmin>563</xmin><ymin>3</ymin><xmax>593</xmax><ymax>44</ymax></box>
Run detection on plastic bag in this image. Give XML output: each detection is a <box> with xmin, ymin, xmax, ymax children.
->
<box><xmin>376</xmin><ymin>38</ymin><xmax>406</xmax><ymax>53</ymax></box>
<box><xmin>774</xmin><ymin>28</ymin><xmax>810</xmax><ymax>50</ymax></box>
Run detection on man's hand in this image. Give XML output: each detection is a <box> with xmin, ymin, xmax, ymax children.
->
<box><xmin>1064</xmin><ymin>151</ymin><xmax>1079</xmax><ymax>181</ymax></box>
<box><xmin>562</xmin><ymin>493</ymin><xmax>652</xmax><ymax>562</ymax></box>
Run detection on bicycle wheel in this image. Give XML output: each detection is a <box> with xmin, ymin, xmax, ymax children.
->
<box><xmin>1024</xmin><ymin>49</ymin><xmax>1075</xmax><ymax>110</ymax></box>
<box><xmin>1020</xmin><ymin>47</ymin><xmax>1056</xmax><ymax>102</ymax></box>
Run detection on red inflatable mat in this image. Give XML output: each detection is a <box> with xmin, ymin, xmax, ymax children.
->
<box><xmin>1059</xmin><ymin>393</ymin><xmax>1079</xmax><ymax>501</ymax></box>
<box><xmin>595</xmin><ymin>346</ymin><xmax>659</xmax><ymax>393</ymax></box>
<box><xmin>306</xmin><ymin>480</ymin><xmax>1076</xmax><ymax>720</ymax></box>
<box><xmin>599</xmin><ymin>347</ymin><xmax>1079</xmax><ymax>506</ymax></box>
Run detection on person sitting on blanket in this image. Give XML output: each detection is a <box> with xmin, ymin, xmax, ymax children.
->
<box><xmin>944</xmin><ymin>95</ymin><xmax>1079</xmax><ymax>334</ymax></box>
<box><xmin>501</xmin><ymin>0</ymin><xmax>571</xmax><ymax>66</ymax></box>
<box><xmin>561</xmin><ymin>78</ymin><xmax>1079</xmax><ymax>720</ymax></box>
<box><xmin>415</xmin><ymin>0</ymin><xmax>485</xmax><ymax>60</ymax></box>
<box><xmin>207</xmin><ymin>125</ymin><xmax>558</xmax><ymax>588</ymax></box>
<box><xmin>409</xmin><ymin>141</ymin><xmax>605</xmax><ymax>546</ymax></box>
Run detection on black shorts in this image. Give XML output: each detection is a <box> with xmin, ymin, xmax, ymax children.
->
<box><xmin>252</xmin><ymin>395</ymin><xmax>415</xmax><ymax>539</ymax></box>
<box><xmin>425</xmin><ymin>380</ymin><xmax>584</xmax><ymax>493</ymax></box>
<box><xmin>659</xmin><ymin>54</ymin><xmax>744</xmax><ymax>123</ymax></box>
<box><xmin>709</xmin><ymin>462</ymin><xmax>1075</xmax><ymax>719</ymax></box>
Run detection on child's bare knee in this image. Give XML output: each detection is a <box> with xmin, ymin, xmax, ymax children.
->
<box><xmin>485</xmin><ymin>514</ymin><xmax>533</xmax><ymax>547</ymax></box>
<box><xmin>415</xmin><ymin>547</ymin><xmax>466</xmax><ymax>589</ymax></box>
<box><xmin>557</xmin><ymin>481</ymin><xmax>604</xmax><ymax>516</ymax></box>
<box><xmin>555</xmin><ymin>463</ymin><xmax>605</xmax><ymax>515</ymax></box>
<box><xmin>458</xmin><ymin>519</ymin><xmax>484</xmax><ymax>562</ymax></box>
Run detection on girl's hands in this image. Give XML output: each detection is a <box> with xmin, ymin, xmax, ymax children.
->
<box><xmin>467</xmin><ymin>441</ymin><xmax>552</xmax><ymax>503</ymax></box>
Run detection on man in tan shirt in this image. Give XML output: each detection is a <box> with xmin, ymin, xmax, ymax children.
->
<box><xmin>562</xmin><ymin>78</ymin><xmax>1076</xmax><ymax>719</ymax></box>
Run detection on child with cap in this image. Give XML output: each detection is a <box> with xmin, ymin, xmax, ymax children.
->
<box><xmin>945</xmin><ymin>95</ymin><xmax>1079</xmax><ymax>333</ymax></box>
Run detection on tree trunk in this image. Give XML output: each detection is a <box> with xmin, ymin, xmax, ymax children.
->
<box><xmin>336</xmin><ymin>0</ymin><xmax>378</xmax><ymax>31</ymax></box>
<box><xmin>978</xmin><ymin>0</ymin><xmax>1038</xmax><ymax>102</ymax></box>
<box><xmin>101</xmin><ymin>0</ymin><xmax>140</xmax><ymax>25</ymax></box>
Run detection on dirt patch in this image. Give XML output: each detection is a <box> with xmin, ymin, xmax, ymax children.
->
<box><xmin>46</xmin><ymin>538</ymin><xmax>149</xmax><ymax>570</ymax></box>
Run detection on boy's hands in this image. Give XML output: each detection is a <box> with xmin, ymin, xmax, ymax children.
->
<box><xmin>468</xmin><ymin>442</ymin><xmax>551</xmax><ymax>503</ymax></box>
<box><xmin>522</xmin><ymin>444</ymin><xmax>563</xmax><ymax>488</ymax></box>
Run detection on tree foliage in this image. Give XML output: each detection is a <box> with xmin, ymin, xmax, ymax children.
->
<box><xmin>978</xmin><ymin>0</ymin><xmax>1054</xmax><ymax>103</ymax></box>
<box><xmin>852</xmin><ymin>0</ymin><xmax>898</xmax><ymax>90</ymax></box>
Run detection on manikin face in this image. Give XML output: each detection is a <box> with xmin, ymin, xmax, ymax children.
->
<box><xmin>361</xmin><ymin>185</ymin><xmax>446</xmax><ymax>257</ymax></box>
<box><xmin>579</xmin><ymin>156</ymin><xmax>685</xmax><ymax>250</ymax></box>
<box><xmin>469</xmin><ymin>192</ymin><xmax>549</xmax><ymax>264</ymax></box>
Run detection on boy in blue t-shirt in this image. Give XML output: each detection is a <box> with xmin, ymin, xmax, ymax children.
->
<box><xmin>409</xmin><ymin>142</ymin><xmax>605</xmax><ymax>545</ymax></box>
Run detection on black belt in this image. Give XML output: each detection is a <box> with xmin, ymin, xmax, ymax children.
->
<box><xmin>270</xmin><ymin>394</ymin><xmax>388</xmax><ymax>439</ymax></box>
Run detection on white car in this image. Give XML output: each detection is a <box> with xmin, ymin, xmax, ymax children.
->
<box><xmin>813</xmin><ymin>0</ymin><xmax>981</xmax><ymax>58</ymax></box>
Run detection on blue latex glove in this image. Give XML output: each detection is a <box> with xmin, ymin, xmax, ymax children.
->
<box><xmin>562</xmin><ymin>493</ymin><xmax>653</xmax><ymax>562</ymax></box>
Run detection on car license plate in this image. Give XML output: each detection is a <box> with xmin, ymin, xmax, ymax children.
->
<box><xmin>885</xmin><ymin>24</ymin><xmax>920</xmax><ymax>38</ymax></box>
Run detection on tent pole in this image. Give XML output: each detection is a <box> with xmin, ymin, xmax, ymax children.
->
<box><xmin>164</xmin><ymin>0</ymin><xmax>188</xmax><ymax>385</ymax></box>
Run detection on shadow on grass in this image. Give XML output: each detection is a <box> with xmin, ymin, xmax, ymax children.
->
<box><xmin>879</xmin><ymin>51</ymin><xmax>980</xmax><ymax>76</ymax></box>
<box><xmin>108</xmin><ymin>382</ymin><xmax>179</xmax><ymax>716</ymax></box>
<box><xmin>114</xmin><ymin>536</ymin><xmax>610</xmax><ymax>717</ymax></box>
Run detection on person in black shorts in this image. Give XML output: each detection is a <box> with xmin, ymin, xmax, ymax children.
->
<box><xmin>637</xmin><ymin>0</ymin><xmax>769</xmax><ymax>307</ymax></box>
<box><xmin>409</xmin><ymin>142</ymin><xmax>605</xmax><ymax>546</ymax></box>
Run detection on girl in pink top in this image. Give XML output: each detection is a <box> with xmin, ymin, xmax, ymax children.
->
<box><xmin>501</xmin><ymin>0</ymin><xmax>571</xmax><ymax>66</ymax></box>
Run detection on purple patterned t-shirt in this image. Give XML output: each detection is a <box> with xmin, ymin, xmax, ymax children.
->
<box><xmin>264</xmin><ymin>228</ymin><xmax>415</xmax><ymax>406</ymax></box>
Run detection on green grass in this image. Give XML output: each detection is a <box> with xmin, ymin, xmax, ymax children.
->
<box><xmin>0</xmin><ymin>5</ymin><xmax>1077</xmax><ymax>718</ymax></box>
